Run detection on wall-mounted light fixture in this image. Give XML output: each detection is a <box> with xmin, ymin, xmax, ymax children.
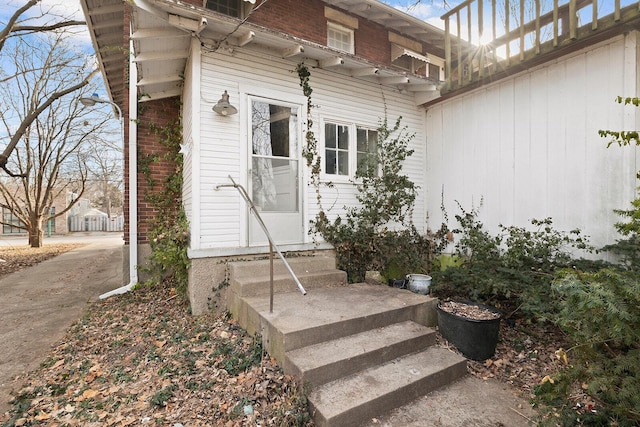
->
<box><xmin>212</xmin><ymin>90</ymin><xmax>238</xmax><ymax>116</ymax></box>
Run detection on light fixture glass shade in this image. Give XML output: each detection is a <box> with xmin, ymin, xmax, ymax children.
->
<box><xmin>80</xmin><ymin>93</ymin><xmax>101</xmax><ymax>107</ymax></box>
<box><xmin>212</xmin><ymin>90</ymin><xmax>238</xmax><ymax>116</ymax></box>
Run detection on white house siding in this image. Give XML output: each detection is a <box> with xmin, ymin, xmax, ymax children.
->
<box><xmin>182</xmin><ymin>44</ymin><xmax>194</xmax><ymax>227</ymax></box>
<box><xmin>425</xmin><ymin>33</ymin><xmax>639</xmax><ymax>251</ymax></box>
<box><xmin>195</xmin><ymin>45</ymin><xmax>427</xmax><ymax>252</ymax></box>
<box><xmin>305</xmin><ymin>68</ymin><xmax>427</xmax><ymax>235</ymax></box>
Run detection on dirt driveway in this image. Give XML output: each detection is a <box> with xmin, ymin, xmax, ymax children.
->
<box><xmin>0</xmin><ymin>233</ymin><xmax>123</xmax><ymax>414</ymax></box>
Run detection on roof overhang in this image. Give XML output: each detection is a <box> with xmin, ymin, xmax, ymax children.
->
<box><xmin>79</xmin><ymin>0</ymin><xmax>126</xmax><ymax>107</ymax></box>
<box><xmin>80</xmin><ymin>0</ymin><xmax>445</xmax><ymax>106</ymax></box>
<box><xmin>323</xmin><ymin>0</ymin><xmax>446</xmax><ymax>48</ymax></box>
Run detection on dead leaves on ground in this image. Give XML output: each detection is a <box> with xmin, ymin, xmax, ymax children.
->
<box><xmin>2</xmin><ymin>285</ymin><xmax>312</xmax><ymax>426</ymax></box>
<box><xmin>0</xmin><ymin>244</ymin><xmax>85</xmax><ymax>277</ymax></box>
<box><xmin>439</xmin><ymin>319</ymin><xmax>570</xmax><ymax>399</ymax></box>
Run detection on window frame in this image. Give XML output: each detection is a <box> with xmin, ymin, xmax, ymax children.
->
<box><xmin>2</xmin><ymin>207</ymin><xmax>26</xmax><ymax>234</ymax></box>
<box><xmin>327</xmin><ymin>21</ymin><xmax>355</xmax><ymax>54</ymax></box>
<box><xmin>321</xmin><ymin>119</ymin><xmax>378</xmax><ymax>182</ymax></box>
<box><xmin>355</xmin><ymin>126</ymin><xmax>378</xmax><ymax>177</ymax></box>
<box><xmin>204</xmin><ymin>0</ymin><xmax>251</xmax><ymax>19</ymax></box>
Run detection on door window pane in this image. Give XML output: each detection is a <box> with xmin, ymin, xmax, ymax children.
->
<box><xmin>252</xmin><ymin>158</ymin><xmax>298</xmax><ymax>212</ymax></box>
<box><xmin>251</xmin><ymin>100</ymin><xmax>299</xmax><ymax>212</ymax></box>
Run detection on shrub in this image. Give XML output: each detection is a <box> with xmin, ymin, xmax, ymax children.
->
<box><xmin>602</xmin><ymin>175</ymin><xmax>640</xmax><ymax>272</ymax></box>
<box><xmin>430</xmin><ymin>205</ymin><xmax>592</xmax><ymax>318</ymax></box>
<box><xmin>534</xmin><ymin>269</ymin><xmax>640</xmax><ymax>425</ymax></box>
<box><xmin>313</xmin><ymin>116</ymin><xmax>447</xmax><ymax>282</ymax></box>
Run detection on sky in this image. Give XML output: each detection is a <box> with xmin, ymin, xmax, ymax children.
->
<box><xmin>2</xmin><ymin>0</ymin><xmax>91</xmax><ymax>44</ymax></box>
<box><xmin>384</xmin><ymin>0</ymin><xmax>454</xmax><ymax>29</ymax></box>
<box><xmin>1</xmin><ymin>0</ymin><xmax>453</xmax><ymax>37</ymax></box>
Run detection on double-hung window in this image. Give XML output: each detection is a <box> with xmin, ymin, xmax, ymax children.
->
<box><xmin>327</xmin><ymin>22</ymin><xmax>354</xmax><ymax>54</ymax></box>
<box><xmin>324</xmin><ymin>121</ymin><xmax>377</xmax><ymax>179</ymax></box>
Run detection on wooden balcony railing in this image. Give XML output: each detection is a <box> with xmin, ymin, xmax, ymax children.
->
<box><xmin>441</xmin><ymin>0</ymin><xmax>640</xmax><ymax>94</ymax></box>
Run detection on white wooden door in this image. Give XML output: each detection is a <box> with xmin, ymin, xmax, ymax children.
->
<box><xmin>248</xmin><ymin>98</ymin><xmax>303</xmax><ymax>246</ymax></box>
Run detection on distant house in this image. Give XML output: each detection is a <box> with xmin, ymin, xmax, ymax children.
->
<box><xmin>80</xmin><ymin>0</ymin><xmax>640</xmax><ymax>312</ymax></box>
<box><xmin>67</xmin><ymin>197</ymin><xmax>125</xmax><ymax>232</ymax></box>
<box><xmin>1</xmin><ymin>189</ymin><xmax>71</xmax><ymax>236</ymax></box>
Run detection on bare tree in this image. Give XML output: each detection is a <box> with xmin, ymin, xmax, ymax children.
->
<box><xmin>0</xmin><ymin>30</ymin><xmax>109</xmax><ymax>247</ymax></box>
<box><xmin>0</xmin><ymin>0</ymin><xmax>88</xmax><ymax>176</ymax></box>
<box><xmin>0</xmin><ymin>0</ymin><xmax>85</xmax><ymax>53</ymax></box>
<box><xmin>85</xmin><ymin>133</ymin><xmax>124</xmax><ymax>218</ymax></box>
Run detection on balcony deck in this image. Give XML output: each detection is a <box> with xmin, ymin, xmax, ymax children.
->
<box><xmin>437</xmin><ymin>0</ymin><xmax>640</xmax><ymax>101</ymax></box>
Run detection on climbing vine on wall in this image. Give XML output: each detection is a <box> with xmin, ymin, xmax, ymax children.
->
<box><xmin>296</xmin><ymin>63</ymin><xmax>446</xmax><ymax>282</ymax></box>
<box><xmin>138</xmin><ymin>109</ymin><xmax>190</xmax><ymax>296</ymax></box>
<box><xmin>296</xmin><ymin>62</ymin><xmax>327</xmax><ymax>211</ymax></box>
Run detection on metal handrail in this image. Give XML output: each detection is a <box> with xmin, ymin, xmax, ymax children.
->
<box><xmin>215</xmin><ymin>175</ymin><xmax>306</xmax><ymax>312</ymax></box>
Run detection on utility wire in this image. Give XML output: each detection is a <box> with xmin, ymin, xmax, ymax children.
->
<box><xmin>202</xmin><ymin>0</ymin><xmax>270</xmax><ymax>53</ymax></box>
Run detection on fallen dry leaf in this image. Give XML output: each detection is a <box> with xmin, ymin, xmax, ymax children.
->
<box><xmin>1</xmin><ymin>283</ymin><xmax>312</xmax><ymax>426</ymax></box>
<box><xmin>0</xmin><ymin>244</ymin><xmax>85</xmax><ymax>277</ymax></box>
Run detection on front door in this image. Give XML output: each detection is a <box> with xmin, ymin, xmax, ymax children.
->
<box><xmin>248</xmin><ymin>98</ymin><xmax>303</xmax><ymax>246</ymax></box>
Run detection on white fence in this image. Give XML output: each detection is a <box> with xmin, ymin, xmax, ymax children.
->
<box><xmin>68</xmin><ymin>215</ymin><xmax>124</xmax><ymax>232</ymax></box>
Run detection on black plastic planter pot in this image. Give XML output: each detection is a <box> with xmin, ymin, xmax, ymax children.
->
<box><xmin>436</xmin><ymin>300</ymin><xmax>502</xmax><ymax>361</ymax></box>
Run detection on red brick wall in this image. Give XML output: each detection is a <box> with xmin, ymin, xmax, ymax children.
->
<box><xmin>135</xmin><ymin>98</ymin><xmax>181</xmax><ymax>244</ymax></box>
<box><xmin>247</xmin><ymin>0</ymin><xmax>419</xmax><ymax>68</ymax></box>
<box><xmin>249</xmin><ymin>0</ymin><xmax>327</xmax><ymax>45</ymax></box>
<box><xmin>182</xmin><ymin>1</ymin><xmax>424</xmax><ymax>69</ymax></box>
<box><xmin>355</xmin><ymin>18</ymin><xmax>391</xmax><ymax>65</ymax></box>
<box><xmin>123</xmin><ymin>5</ymin><xmax>180</xmax><ymax>246</ymax></box>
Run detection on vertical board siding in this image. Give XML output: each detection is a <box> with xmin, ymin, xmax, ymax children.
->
<box><xmin>426</xmin><ymin>34</ymin><xmax>639</xmax><ymax>249</ymax></box>
<box><xmin>197</xmin><ymin>47</ymin><xmax>426</xmax><ymax>249</ymax></box>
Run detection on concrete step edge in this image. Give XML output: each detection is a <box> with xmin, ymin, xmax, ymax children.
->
<box><xmin>229</xmin><ymin>256</ymin><xmax>338</xmax><ymax>278</ymax></box>
<box><xmin>285</xmin><ymin>321</ymin><xmax>437</xmax><ymax>387</ymax></box>
<box><xmin>231</xmin><ymin>269</ymin><xmax>347</xmax><ymax>296</ymax></box>
<box><xmin>278</xmin><ymin>305</ymin><xmax>422</xmax><ymax>354</ymax></box>
<box><xmin>308</xmin><ymin>347</ymin><xmax>468</xmax><ymax>427</ymax></box>
<box><xmin>232</xmin><ymin>269</ymin><xmax>346</xmax><ymax>287</ymax></box>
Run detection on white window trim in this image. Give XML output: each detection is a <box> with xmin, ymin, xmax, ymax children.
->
<box><xmin>320</xmin><ymin>118</ymin><xmax>378</xmax><ymax>182</ymax></box>
<box><xmin>327</xmin><ymin>22</ymin><xmax>354</xmax><ymax>55</ymax></box>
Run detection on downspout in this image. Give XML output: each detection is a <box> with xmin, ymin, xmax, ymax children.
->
<box><xmin>100</xmin><ymin>36</ymin><xmax>138</xmax><ymax>299</ymax></box>
<box><xmin>128</xmin><ymin>36</ymin><xmax>139</xmax><ymax>288</ymax></box>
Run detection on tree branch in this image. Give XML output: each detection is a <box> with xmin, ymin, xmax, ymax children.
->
<box><xmin>11</xmin><ymin>21</ymin><xmax>86</xmax><ymax>33</ymax></box>
<box><xmin>0</xmin><ymin>1</ymin><xmax>85</xmax><ymax>53</ymax></box>
<box><xmin>0</xmin><ymin>68</ymin><xmax>100</xmax><ymax>176</ymax></box>
<box><xmin>0</xmin><ymin>0</ymin><xmax>38</xmax><ymax>53</ymax></box>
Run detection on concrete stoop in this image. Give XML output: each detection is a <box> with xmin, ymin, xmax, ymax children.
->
<box><xmin>308</xmin><ymin>348</ymin><xmax>467</xmax><ymax>427</ymax></box>
<box><xmin>227</xmin><ymin>257</ymin><xmax>467</xmax><ymax>426</ymax></box>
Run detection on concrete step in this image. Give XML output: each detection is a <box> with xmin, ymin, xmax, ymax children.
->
<box><xmin>285</xmin><ymin>321</ymin><xmax>437</xmax><ymax>388</ymax></box>
<box><xmin>229</xmin><ymin>256</ymin><xmax>339</xmax><ymax>282</ymax></box>
<box><xmin>308</xmin><ymin>347</ymin><xmax>468</xmax><ymax>427</ymax></box>
<box><xmin>238</xmin><ymin>284</ymin><xmax>438</xmax><ymax>363</ymax></box>
<box><xmin>232</xmin><ymin>269</ymin><xmax>347</xmax><ymax>297</ymax></box>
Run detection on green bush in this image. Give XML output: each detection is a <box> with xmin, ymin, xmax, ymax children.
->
<box><xmin>602</xmin><ymin>176</ymin><xmax>640</xmax><ymax>272</ymax></box>
<box><xmin>139</xmin><ymin>115</ymin><xmax>191</xmax><ymax>297</ymax></box>
<box><xmin>313</xmin><ymin>116</ymin><xmax>448</xmax><ymax>282</ymax></box>
<box><xmin>430</xmin><ymin>205</ymin><xmax>593</xmax><ymax>318</ymax></box>
<box><xmin>534</xmin><ymin>269</ymin><xmax>640</xmax><ymax>425</ymax></box>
